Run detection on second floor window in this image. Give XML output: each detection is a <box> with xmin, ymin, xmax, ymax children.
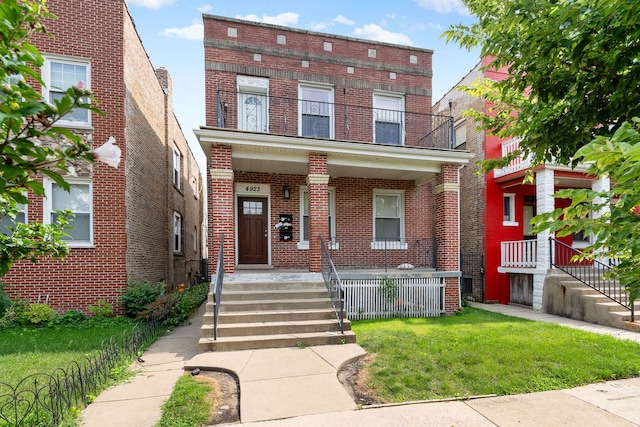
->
<box><xmin>238</xmin><ymin>76</ymin><xmax>269</xmax><ymax>132</ymax></box>
<box><xmin>299</xmin><ymin>84</ymin><xmax>333</xmax><ymax>139</ymax></box>
<box><xmin>373</xmin><ymin>93</ymin><xmax>404</xmax><ymax>145</ymax></box>
<box><xmin>42</xmin><ymin>56</ymin><xmax>91</xmax><ymax>126</ymax></box>
<box><xmin>173</xmin><ymin>145</ymin><xmax>181</xmax><ymax>189</ymax></box>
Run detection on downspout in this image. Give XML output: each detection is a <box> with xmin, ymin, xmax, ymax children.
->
<box><xmin>458</xmin><ymin>163</ymin><xmax>464</xmax><ymax>309</ymax></box>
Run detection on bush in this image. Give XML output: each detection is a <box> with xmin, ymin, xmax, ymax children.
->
<box><xmin>88</xmin><ymin>299</ymin><xmax>113</xmax><ymax>319</ymax></box>
<box><xmin>168</xmin><ymin>282</ymin><xmax>209</xmax><ymax>326</ymax></box>
<box><xmin>18</xmin><ymin>303</ymin><xmax>57</xmax><ymax>325</ymax></box>
<box><xmin>52</xmin><ymin>310</ymin><xmax>87</xmax><ymax>326</ymax></box>
<box><xmin>136</xmin><ymin>294</ymin><xmax>178</xmax><ymax>323</ymax></box>
<box><xmin>119</xmin><ymin>281</ymin><xmax>164</xmax><ymax>318</ymax></box>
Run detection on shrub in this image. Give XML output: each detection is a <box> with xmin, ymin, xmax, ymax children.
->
<box><xmin>18</xmin><ymin>303</ymin><xmax>57</xmax><ymax>325</ymax></box>
<box><xmin>0</xmin><ymin>282</ymin><xmax>10</xmax><ymax>317</ymax></box>
<box><xmin>168</xmin><ymin>282</ymin><xmax>209</xmax><ymax>326</ymax></box>
<box><xmin>52</xmin><ymin>310</ymin><xmax>87</xmax><ymax>326</ymax></box>
<box><xmin>119</xmin><ymin>281</ymin><xmax>164</xmax><ymax>318</ymax></box>
<box><xmin>136</xmin><ymin>294</ymin><xmax>177</xmax><ymax>323</ymax></box>
<box><xmin>378</xmin><ymin>278</ymin><xmax>400</xmax><ymax>304</ymax></box>
<box><xmin>88</xmin><ymin>299</ymin><xmax>113</xmax><ymax>319</ymax></box>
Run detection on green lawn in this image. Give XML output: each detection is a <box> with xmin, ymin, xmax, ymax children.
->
<box><xmin>352</xmin><ymin>307</ymin><xmax>640</xmax><ymax>402</ymax></box>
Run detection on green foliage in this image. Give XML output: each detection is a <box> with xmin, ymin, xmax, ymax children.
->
<box><xmin>136</xmin><ymin>293</ymin><xmax>177</xmax><ymax>322</ymax></box>
<box><xmin>52</xmin><ymin>310</ymin><xmax>87</xmax><ymax>326</ymax></box>
<box><xmin>138</xmin><ymin>281</ymin><xmax>209</xmax><ymax>326</ymax></box>
<box><xmin>119</xmin><ymin>281</ymin><xmax>164</xmax><ymax>318</ymax></box>
<box><xmin>156</xmin><ymin>375</ymin><xmax>214</xmax><ymax>427</ymax></box>
<box><xmin>87</xmin><ymin>299</ymin><xmax>114</xmax><ymax>319</ymax></box>
<box><xmin>0</xmin><ymin>0</ymin><xmax>103</xmax><ymax>276</ymax></box>
<box><xmin>378</xmin><ymin>278</ymin><xmax>400</xmax><ymax>304</ymax></box>
<box><xmin>17</xmin><ymin>302</ymin><xmax>56</xmax><ymax>325</ymax></box>
<box><xmin>443</xmin><ymin>0</ymin><xmax>640</xmax><ymax>170</ymax></box>
<box><xmin>532</xmin><ymin>119</ymin><xmax>640</xmax><ymax>302</ymax></box>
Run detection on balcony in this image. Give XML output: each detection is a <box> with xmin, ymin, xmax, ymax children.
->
<box><xmin>213</xmin><ymin>90</ymin><xmax>454</xmax><ymax>150</ymax></box>
<box><xmin>499</xmin><ymin>240</ymin><xmax>538</xmax><ymax>270</ymax></box>
<box><xmin>494</xmin><ymin>138</ymin><xmax>532</xmax><ymax>178</ymax></box>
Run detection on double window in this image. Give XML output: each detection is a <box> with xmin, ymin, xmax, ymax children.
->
<box><xmin>373</xmin><ymin>93</ymin><xmax>404</xmax><ymax>145</ymax></box>
<box><xmin>299</xmin><ymin>187</ymin><xmax>336</xmax><ymax>249</ymax></box>
<box><xmin>44</xmin><ymin>178</ymin><xmax>93</xmax><ymax>246</ymax></box>
<box><xmin>42</xmin><ymin>56</ymin><xmax>91</xmax><ymax>126</ymax></box>
<box><xmin>299</xmin><ymin>84</ymin><xmax>334</xmax><ymax>139</ymax></box>
<box><xmin>373</xmin><ymin>189</ymin><xmax>405</xmax><ymax>248</ymax></box>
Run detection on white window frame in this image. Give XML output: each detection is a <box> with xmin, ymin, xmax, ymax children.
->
<box><xmin>44</xmin><ymin>178</ymin><xmax>93</xmax><ymax>247</ymax></box>
<box><xmin>173</xmin><ymin>145</ymin><xmax>182</xmax><ymax>189</ymax></box>
<box><xmin>237</xmin><ymin>75</ymin><xmax>269</xmax><ymax>132</ymax></box>
<box><xmin>372</xmin><ymin>189</ymin><xmax>406</xmax><ymax>249</ymax></box>
<box><xmin>373</xmin><ymin>92</ymin><xmax>405</xmax><ymax>146</ymax></box>
<box><xmin>42</xmin><ymin>55</ymin><xmax>91</xmax><ymax>127</ymax></box>
<box><xmin>299</xmin><ymin>82</ymin><xmax>334</xmax><ymax>139</ymax></box>
<box><xmin>503</xmin><ymin>193</ymin><xmax>518</xmax><ymax>226</ymax></box>
<box><xmin>173</xmin><ymin>212</ymin><xmax>182</xmax><ymax>253</ymax></box>
<box><xmin>454</xmin><ymin>118</ymin><xmax>467</xmax><ymax>148</ymax></box>
<box><xmin>193</xmin><ymin>226</ymin><xmax>198</xmax><ymax>252</ymax></box>
<box><xmin>298</xmin><ymin>186</ymin><xmax>337</xmax><ymax>250</ymax></box>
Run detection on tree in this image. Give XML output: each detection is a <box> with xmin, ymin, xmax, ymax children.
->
<box><xmin>443</xmin><ymin>0</ymin><xmax>640</xmax><ymax>169</ymax></box>
<box><xmin>0</xmin><ymin>0</ymin><xmax>120</xmax><ymax>279</ymax></box>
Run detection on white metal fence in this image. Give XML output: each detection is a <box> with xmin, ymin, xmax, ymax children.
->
<box><xmin>343</xmin><ymin>277</ymin><xmax>445</xmax><ymax>319</ymax></box>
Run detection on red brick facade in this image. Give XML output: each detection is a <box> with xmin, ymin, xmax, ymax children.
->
<box><xmin>1</xmin><ymin>1</ymin><xmax>203</xmax><ymax>314</ymax></box>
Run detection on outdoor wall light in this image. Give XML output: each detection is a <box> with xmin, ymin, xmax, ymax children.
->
<box><xmin>282</xmin><ymin>185</ymin><xmax>291</xmax><ymax>200</ymax></box>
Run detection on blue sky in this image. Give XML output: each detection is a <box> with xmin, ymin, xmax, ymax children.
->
<box><xmin>126</xmin><ymin>0</ymin><xmax>479</xmax><ymax>169</ymax></box>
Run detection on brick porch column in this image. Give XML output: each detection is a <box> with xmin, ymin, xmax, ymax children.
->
<box><xmin>208</xmin><ymin>144</ymin><xmax>235</xmax><ymax>275</ymax></box>
<box><xmin>434</xmin><ymin>164</ymin><xmax>461</xmax><ymax>313</ymax></box>
<box><xmin>308</xmin><ymin>153</ymin><xmax>329</xmax><ymax>272</ymax></box>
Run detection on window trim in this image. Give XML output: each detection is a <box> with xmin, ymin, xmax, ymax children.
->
<box><xmin>237</xmin><ymin>75</ymin><xmax>269</xmax><ymax>132</ymax></box>
<box><xmin>372</xmin><ymin>189</ymin><xmax>406</xmax><ymax>249</ymax></box>
<box><xmin>44</xmin><ymin>177</ymin><xmax>94</xmax><ymax>248</ymax></box>
<box><xmin>173</xmin><ymin>145</ymin><xmax>182</xmax><ymax>190</ymax></box>
<box><xmin>503</xmin><ymin>193</ymin><xmax>518</xmax><ymax>226</ymax></box>
<box><xmin>173</xmin><ymin>211</ymin><xmax>182</xmax><ymax>253</ymax></box>
<box><xmin>373</xmin><ymin>91</ymin><xmax>405</xmax><ymax>146</ymax></box>
<box><xmin>298</xmin><ymin>186</ymin><xmax>337</xmax><ymax>250</ymax></box>
<box><xmin>42</xmin><ymin>55</ymin><xmax>92</xmax><ymax>128</ymax></box>
<box><xmin>298</xmin><ymin>82</ymin><xmax>334</xmax><ymax>139</ymax></box>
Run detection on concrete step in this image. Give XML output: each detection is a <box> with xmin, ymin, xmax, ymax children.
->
<box><xmin>204</xmin><ymin>308</ymin><xmax>341</xmax><ymax>324</ymax></box>
<box><xmin>222</xmin><ymin>289</ymin><xmax>329</xmax><ymax>301</ymax></box>
<box><xmin>223</xmin><ymin>280</ymin><xmax>326</xmax><ymax>292</ymax></box>
<box><xmin>198</xmin><ymin>330</ymin><xmax>357</xmax><ymax>352</ymax></box>
<box><xmin>220</xmin><ymin>298</ymin><xmax>333</xmax><ymax>312</ymax></box>
<box><xmin>624</xmin><ymin>321</ymin><xmax>640</xmax><ymax>332</ymax></box>
<box><xmin>201</xmin><ymin>319</ymin><xmax>351</xmax><ymax>338</ymax></box>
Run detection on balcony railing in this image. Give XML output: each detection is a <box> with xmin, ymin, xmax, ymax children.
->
<box><xmin>494</xmin><ymin>138</ymin><xmax>533</xmax><ymax>177</ymax></box>
<box><xmin>500</xmin><ymin>239</ymin><xmax>538</xmax><ymax>268</ymax></box>
<box><xmin>214</xmin><ymin>89</ymin><xmax>454</xmax><ymax>149</ymax></box>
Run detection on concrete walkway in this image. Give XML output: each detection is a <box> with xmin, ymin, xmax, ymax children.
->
<box><xmin>80</xmin><ymin>302</ymin><xmax>640</xmax><ymax>426</ymax></box>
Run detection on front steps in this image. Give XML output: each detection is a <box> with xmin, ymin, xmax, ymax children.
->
<box><xmin>198</xmin><ymin>273</ymin><xmax>356</xmax><ymax>352</ymax></box>
<box><xmin>544</xmin><ymin>272</ymin><xmax>640</xmax><ymax>330</ymax></box>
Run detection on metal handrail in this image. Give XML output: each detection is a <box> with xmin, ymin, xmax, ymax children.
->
<box><xmin>212</xmin><ymin>234</ymin><xmax>225</xmax><ymax>340</ymax></box>
<box><xmin>320</xmin><ymin>235</ymin><xmax>345</xmax><ymax>333</ymax></box>
<box><xmin>549</xmin><ymin>237</ymin><xmax>634</xmax><ymax>321</ymax></box>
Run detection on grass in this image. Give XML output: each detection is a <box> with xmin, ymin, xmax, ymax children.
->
<box><xmin>0</xmin><ymin>318</ymin><xmax>137</xmax><ymax>386</ymax></box>
<box><xmin>155</xmin><ymin>374</ymin><xmax>215</xmax><ymax>427</ymax></box>
<box><xmin>352</xmin><ymin>307</ymin><xmax>640</xmax><ymax>402</ymax></box>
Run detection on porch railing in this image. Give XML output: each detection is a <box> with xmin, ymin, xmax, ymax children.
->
<box><xmin>214</xmin><ymin>89</ymin><xmax>454</xmax><ymax>149</ymax></box>
<box><xmin>329</xmin><ymin>236</ymin><xmax>437</xmax><ymax>272</ymax></box>
<box><xmin>550</xmin><ymin>237</ymin><xmax>634</xmax><ymax>321</ymax></box>
<box><xmin>500</xmin><ymin>239</ymin><xmax>537</xmax><ymax>268</ymax></box>
<box><xmin>494</xmin><ymin>138</ymin><xmax>532</xmax><ymax>177</ymax></box>
<box><xmin>320</xmin><ymin>236</ymin><xmax>345</xmax><ymax>333</ymax></box>
<box><xmin>211</xmin><ymin>234</ymin><xmax>225</xmax><ymax>340</ymax></box>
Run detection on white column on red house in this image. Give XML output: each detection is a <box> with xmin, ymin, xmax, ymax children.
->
<box><xmin>592</xmin><ymin>176</ymin><xmax>611</xmax><ymax>265</ymax></box>
<box><xmin>434</xmin><ymin>164</ymin><xmax>461</xmax><ymax>313</ymax></box>
<box><xmin>308</xmin><ymin>153</ymin><xmax>329</xmax><ymax>272</ymax></box>
<box><xmin>208</xmin><ymin>144</ymin><xmax>235</xmax><ymax>275</ymax></box>
<box><xmin>533</xmin><ymin>167</ymin><xmax>555</xmax><ymax>310</ymax></box>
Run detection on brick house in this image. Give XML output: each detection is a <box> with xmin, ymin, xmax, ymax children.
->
<box><xmin>434</xmin><ymin>57</ymin><xmax>611</xmax><ymax>312</ymax></box>
<box><xmin>1</xmin><ymin>1</ymin><xmax>204</xmax><ymax>314</ymax></box>
<box><xmin>196</xmin><ymin>15</ymin><xmax>472</xmax><ymax>315</ymax></box>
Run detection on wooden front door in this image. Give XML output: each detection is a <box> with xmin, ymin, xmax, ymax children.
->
<box><xmin>238</xmin><ymin>197</ymin><xmax>268</xmax><ymax>264</ymax></box>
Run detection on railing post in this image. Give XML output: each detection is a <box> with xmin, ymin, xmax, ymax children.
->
<box><xmin>549</xmin><ymin>237</ymin><xmax>553</xmax><ymax>268</ymax></box>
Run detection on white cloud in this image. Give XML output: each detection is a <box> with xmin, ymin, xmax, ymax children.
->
<box><xmin>413</xmin><ymin>0</ymin><xmax>470</xmax><ymax>15</ymax></box>
<box><xmin>235</xmin><ymin>12</ymin><xmax>299</xmax><ymax>27</ymax></box>
<box><xmin>198</xmin><ymin>4</ymin><xmax>213</xmax><ymax>13</ymax></box>
<box><xmin>127</xmin><ymin>0</ymin><xmax>175</xmax><ymax>9</ymax></box>
<box><xmin>309</xmin><ymin>22</ymin><xmax>330</xmax><ymax>31</ymax></box>
<box><xmin>353</xmin><ymin>24</ymin><xmax>412</xmax><ymax>46</ymax></box>
<box><xmin>333</xmin><ymin>14</ymin><xmax>354</xmax><ymax>25</ymax></box>
<box><xmin>160</xmin><ymin>19</ymin><xmax>203</xmax><ymax>40</ymax></box>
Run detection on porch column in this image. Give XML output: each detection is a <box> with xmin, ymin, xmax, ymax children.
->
<box><xmin>434</xmin><ymin>164</ymin><xmax>461</xmax><ymax>314</ymax></box>
<box><xmin>208</xmin><ymin>144</ymin><xmax>235</xmax><ymax>275</ymax></box>
<box><xmin>308</xmin><ymin>153</ymin><xmax>329</xmax><ymax>272</ymax></box>
<box><xmin>592</xmin><ymin>177</ymin><xmax>611</xmax><ymax>264</ymax></box>
<box><xmin>534</xmin><ymin>168</ymin><xmax>555</xmax><ymax>310</ymax></box>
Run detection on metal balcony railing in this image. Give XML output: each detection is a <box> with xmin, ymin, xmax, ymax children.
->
<box><xmin>214</xmin><ymin>89</ymin><xmax>455</xmax><ymax>149</ymax></box>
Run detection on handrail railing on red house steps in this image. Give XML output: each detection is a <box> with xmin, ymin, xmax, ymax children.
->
<box><xmin>212</xmin><ymin>234</ymin><xmax>224</xmax><ymax>340</ymax></box>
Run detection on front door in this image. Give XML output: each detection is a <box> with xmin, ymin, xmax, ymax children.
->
<box><xmin>238</xmin><ymin>197</ymin><xmax>268</xmax><ymax>264</ymax></box>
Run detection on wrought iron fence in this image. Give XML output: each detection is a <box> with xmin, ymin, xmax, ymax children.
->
<box><xmin>214</xmin><ymin>89</ymin><xmax>455</xmax><ymax>149</ymax></box>
<box><xmin>212</xmin><ymin>233</ymin><xmax>225</xmax><ymax>341</ymax></box>
<box><xmin>0</xmin><ymin>320</ymin><xmax>163</xmax><ymax>427</ymax></box>
<box><xmin>329</xmin><ymin>236</ymin><xmax>437</xmax><ymax>272</ymax></box>
<box><xmin>320</xmin><ymin>236</ymin><xmax>345</xmax><ymax>333</ymax></box>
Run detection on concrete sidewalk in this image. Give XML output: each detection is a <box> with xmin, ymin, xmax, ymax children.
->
<box><xmin>80</xmin><ymin>302</ymin><xmax>640</xmax><ymax>426</ymax></box>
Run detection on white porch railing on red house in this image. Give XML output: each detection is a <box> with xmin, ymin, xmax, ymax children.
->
<box><xmin>494</xmin><ymin>138</ymin><xmax>532</xmax><ymax>178</ymax></box>
<box><xmin>501</xmin><ymin>240</ymin><xmax>537</xmax><ymax>268</ymax></box>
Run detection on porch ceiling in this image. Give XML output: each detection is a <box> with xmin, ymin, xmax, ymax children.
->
<box><xmin>197</xmin><ymin>127</ymin><xmax>474</xmax><ymax>182</ymax></box>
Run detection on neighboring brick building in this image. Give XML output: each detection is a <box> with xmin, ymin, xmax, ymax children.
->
<box><xmin>434</xmin><ymin>57</ymin><xmax>608</xmax><ymax>310</ymax></box>
<box><xmin>197</xmin><ymin>15</ymin><xmax>472</xmax><ymax>313</ymax></box>
<box><xmin>1</xmin><ymin>1</ymin><xmax>204</xmax><ymax>314</ymax></box>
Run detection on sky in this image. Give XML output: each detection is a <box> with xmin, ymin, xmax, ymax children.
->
<box><xmin>125</xmin><ymin>0</ymin><xmax>480</xmax><ymax>170</ymax></box>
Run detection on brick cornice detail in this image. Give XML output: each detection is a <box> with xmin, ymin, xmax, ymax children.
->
<box><xmin>307</xmin><ymin>174</ymin><xmax>330</xmax><ymax>185</ymax></box>
<box><xmin>209</xmin><ymin>169</ymin><xmax>234</xmax><ymax>180</ymax></box>
<box><xmin>434</xmin><ymin>182</ymin><xmax>459</xmax><ymax>194</ymax></box>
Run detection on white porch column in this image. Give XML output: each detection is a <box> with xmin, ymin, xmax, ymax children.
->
<box><xmin>533</xmin><ymin>168</ymin><xmax>555</xmax><ymax>310</ymax></box>
<box><xmin>592</xmin><ymin>176</ymin><xmax>611</xmax><ymax>264</ymax></box>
